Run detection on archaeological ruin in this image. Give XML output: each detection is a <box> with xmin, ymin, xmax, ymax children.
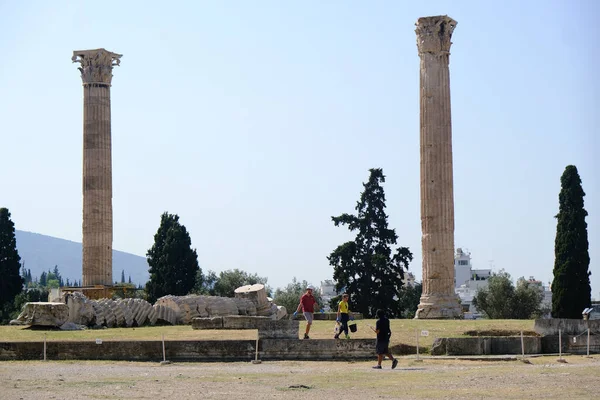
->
<box><xmin>72</xmin><ymin>48</ymin><xmax>122</xmax><ymax>296</ymax></box>
<box><xmin>414</xmin><ymin>16</ymin><xmax>462</xmax><ymax>319</ymax></box>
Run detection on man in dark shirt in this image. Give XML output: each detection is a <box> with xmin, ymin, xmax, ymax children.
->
<box><xmin>371</xmin><ymin>309</ymin><xmax>398</xmax><ymax>369</ymax></box>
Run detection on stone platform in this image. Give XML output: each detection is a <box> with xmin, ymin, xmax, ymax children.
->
<box><xmin>192</xmin><ymin>316</ymin><xmax>299</xmax><ymax>339</ymax></box>
<box><xmin>534</xmin><ymin>318</ymin><xmax>600</xmax><ymax>336</ymax></box>
<box><xmin>0</xmin><ymin>339</ymin><xmax>375</xmax><ymax>362</ymax></box>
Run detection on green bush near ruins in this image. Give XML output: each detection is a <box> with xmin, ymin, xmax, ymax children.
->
<box><xmin>472</xmin><ymin>271</ymin><xmax>544</xmax><ymax>319</ymax></box>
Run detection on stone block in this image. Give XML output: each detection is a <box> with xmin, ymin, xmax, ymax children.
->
<box><xmin>534</xmin><ymin>319</ymin><xmax>600</xmax><ymax>336</ymax></box>
<box><xmin>11</xmin><ymin>302</ymin><xmax>69</xmax><ymax>327</ymax></box>
<box><xmin>224</xmin><ymin>316</ymin><xmax>299</xmax><ymax>339</ymax></box>
<box><xmin>64</xmin><ymin>292</ymin><xmax>95</xmax><ymax>326</ymax></box>
<box><xmin>431</xmin><ymin>336</ymin><xmax>542</xmax><ymax>356</ymax></box>
<box><xmin>541</xmin><ymin>334</ymin><xmax>600</xmax><ymax>355</ymax></box>
<box><xmin>191</xmin><ymin>317</ymin><xmax>224</xmax><ymax>330</ymax></box>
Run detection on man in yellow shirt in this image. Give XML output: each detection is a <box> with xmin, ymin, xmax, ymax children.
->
<box><xmin>334</xmin><ymin>293</ymin><xmax>352</xmax><ymax>339</ymax></box>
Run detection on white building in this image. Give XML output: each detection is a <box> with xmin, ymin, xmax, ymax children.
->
<box><xmin>403</xmin><ymin>272</ymin><xmax>416</xmax><ymax>287</ymax></box>
<box><xmin>453</xmin><ymin>248</ymin><xmax>491</xmax><ymax>318</ymax></box>
<box><xmin>320</xmin><ymin>280</ymin><xmax>336</xmax><ymax>297</ymax></box>
<box><xmin>525</xmin><ymin>276</ymin><xmax>552</xmax><ymax>312</ymax></box>
<box><xmin>320</xmin><ymin>280</ymin><xmax>337</xmax><ymax>312</ymax></box>
<box><xmin>454</xmin><ymin>248</ymin><xmax>553</xmax><ymax>318</ymax></box>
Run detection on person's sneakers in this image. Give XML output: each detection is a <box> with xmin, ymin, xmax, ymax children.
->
<box><xmin>372</xmin><ymin>365</ymin><xmax>382</xmax><ymax>369</ymax></box>
<box><xmin>334</xmin><ymin>334</ymin><xmax>339</xmax><ymax>339</ymax></box>
<box><xmin>345</xmin><ymin>334</ymin><xmax>350</xmax><ymax>339</ymax></box>
<box><xmin>392</xmin><ymin>359</ymin><xmax>398</xmax><ymax>370</ymax></box>
<box><xmin>303</xmin><ymin>334</ymin><xmax>310</xmax><ymax>339</ymax></box>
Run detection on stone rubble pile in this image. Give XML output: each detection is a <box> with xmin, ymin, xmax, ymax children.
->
<box><xmin>11</xmin><ymin>286</ymin><xmax>286</xmax><ymax>329</ymax></box>
<box><xmin>56</xmin><ymin>291</ymin><xmax>283</xmax><ymax>328</ymax></box>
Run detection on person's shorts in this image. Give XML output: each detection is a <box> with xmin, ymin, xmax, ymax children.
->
<box><xmin>303</xmin><ymin>312</ymin><xmax>314</xmax><ymax>323</ymax></box>
<box><xmin>376</xmin><ymin>339</ymin><xmax>390</xmax><ymax>355</ymax></box>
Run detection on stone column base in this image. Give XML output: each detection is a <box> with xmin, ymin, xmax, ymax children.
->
<box><xmin>62</xmin><ymin>286</ymin><xmax>114</xmax><ymax>300</ymax></box>
<box><xmin>415</xmin><ymin>294</ymin><xmax>462</xmax><ymax>319</ymax></box>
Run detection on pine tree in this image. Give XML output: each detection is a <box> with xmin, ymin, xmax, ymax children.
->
<box><xmin>52</xmin><ymin>265</ymin><xmax>61</xmax><ymax>283</ymax></box>
<box><xmin>39</xmin><ymin>272</ymin><xmax>47</xmax><ymax>287</ymax></box>
<box><xmin>0</xmin><ymin>208</ymin><xmax>24</xmax><ymax>321</ymax></box>
<box><xmin>145</xmin><ymin>212</ymin><xmax>200</xmax><ymax>303</ymax></box>
<box><xmin>121</xmin><ymin>269</ymin><xmax>125</xmax><ymax>283</ymax></box>
<box><xmin>552</xmin><ymin>165</ymin><xmax>591</xmax><ymax>319</ymax></box>
<box><xmin>328</xmin><ymin>168</ymin><xmax>413</xmax><ymax>318</ymax></box>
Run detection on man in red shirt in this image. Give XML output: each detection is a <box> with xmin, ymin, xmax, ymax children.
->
<box><xmin>294</xmin><ymin>286</ymin><xmax>319</xmax><ymax>339</ymax></box>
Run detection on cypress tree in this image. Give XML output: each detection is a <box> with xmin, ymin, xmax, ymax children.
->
<box><xmin>0</xmin><ymin>208</ymin><xmax>24</xmax><ymax>321</ymax></box>
<box><xmin>552</xmin><ymin>165</ymin><xmax>591</xmax><ymax>319</ymax></box>
<box><xmin>145</xmin><ymin>212</ymin><xmax>200</xmax><ymax>303</ymax></box>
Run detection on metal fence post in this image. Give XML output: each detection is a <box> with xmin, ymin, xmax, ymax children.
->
<box><xmin>587</xmin><ymin>328</ymin><xmax>591</xmax><ymax>358</ymax></box>
<box><xmin>557</xmin><ymin>329</ymin><xmax>567</xmax><ymax>363</ymax></box>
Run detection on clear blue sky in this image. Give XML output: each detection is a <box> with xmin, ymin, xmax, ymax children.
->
<box><xmin>1</xmin><ymin>1</ymin><xmax>598</xmax><ymax>296</ymax></box>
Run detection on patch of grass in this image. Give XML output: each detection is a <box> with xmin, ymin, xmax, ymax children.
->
<box><xmin>463</xmin><ymin>329</ymin><xmax>539</xmax><ymax>337</ymax></box>
<box><xmin>1</xmin><ymin>319</ymin><xmax>534</xmax><ymax>350</ymax></box>
<box><xmin>300</xmin><ymin>318</ymin><xmax>534</xmax><ymax>348</ymax></box>
<box><xmin>0</xmin><ymin>325</ymin><xmax>257</xmax><ymax>342</ymax></box>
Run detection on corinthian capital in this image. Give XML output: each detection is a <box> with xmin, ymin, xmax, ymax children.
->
<box><xmin>415</xmin><ymin>16</ymin><xmax>457</xmax><ymax>55</ymax></box>
<box><xmin>72</xmin><ymin>48</ymin><xmax>122</xmax><ymax>86</ymax></box>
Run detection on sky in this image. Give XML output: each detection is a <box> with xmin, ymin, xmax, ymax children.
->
<box><xmin>1</xmin><ymin>1</ymin><xmax>598</xmax><ymax>296</ymax></box>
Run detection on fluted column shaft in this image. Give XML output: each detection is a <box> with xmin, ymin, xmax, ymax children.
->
<box><xmin>414</xmin><ymin>16</ymin><xmax>461</xmax><ymax>319</ymax></box>
<box><xmin>73</xmin><ymin>49</ymin><xmax>122</xmax><ymax>287</ymax></box>
<box><xmin>420</xmin><ymin>51</ymin><xmax>454</xmax><ymax>297</ymax></box>
<box><xmin>82</xmin><ymin>84</ymin><xmax>113</xmax><ymax>286</ymax></box>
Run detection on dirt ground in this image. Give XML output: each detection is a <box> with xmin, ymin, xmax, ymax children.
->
<box><xmin>1</xmin><ymin>356</ymin><xmax>599</xmax><ymax>400</ymax></box>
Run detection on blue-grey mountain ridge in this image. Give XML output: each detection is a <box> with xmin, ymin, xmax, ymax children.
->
<box><xmin>15</xmin><ymin>230</ymin><xmax>150</xmax><ymax>286</ymax></box>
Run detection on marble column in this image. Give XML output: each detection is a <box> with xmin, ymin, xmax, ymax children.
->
<box><xmin>414</xmin><ymin>16</ymin><xmax>462</xmax><ymax>319</ymax></box>
<box><xmin>72</xmin><ymin>49</ymin><xmax>122</xmax><ymax>286</ymax></box>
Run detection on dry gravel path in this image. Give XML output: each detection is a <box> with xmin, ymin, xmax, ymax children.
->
<box><xmin>1</xmin><ymin>356</ymin><xmax>599</xmax><ymax>399</ymax></box>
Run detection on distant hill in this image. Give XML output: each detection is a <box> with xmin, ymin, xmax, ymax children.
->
<box><xmin>15</xmin><ymin>230</ymin><xmax>150</xmax><ymax>286</ymax></box>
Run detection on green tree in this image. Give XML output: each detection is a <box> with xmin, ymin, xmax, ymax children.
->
<box><xmin>272</xmin><ymin>278</ymin><xmax>323</xmax><ymax>316</ymax></box>
<box><xmin>121</xmin><ymin>269</ymin><xmax>126</xmax><ymax>283</ymax></box>
<box><xmin>21</xmin><ymin>265</ymin><xmax>33</xmax><ymax>287</ymax></box>
<box><xmin>0</xmin><ymin>208</ymin><xmax>24</xmax><ymax>323</ymax></box>
<box><xmin>39</xmin><ymin>271</ymin><xmax>47</xmax><ymax>287</ymax></box>
<box><xmin>52</xmin><ymin>265</ymin><xmax>63</xmax><ymax>287</ymax></box>
<box><xmin>513</xmin><ymin>278</ymin><xmax>545</xmax><ymax>319</ymax></box>
<box><xmin>396</xmin><ymin>282</ymin><xmax>423</xmax><ymax>319</ymax></box>
<box><xmin>113</xmin><ymin>283</ymin><xmax>142</xmax><ymax>299</ymax></box>
<box><xmin>191</xmin><ymin>270</ymin><xmax>217</xmax><ymax>295</ymax></box>
<box><xmin>552</xmin><ymin>165</ymin><xmax>591</xmax><ymax>319</ymax></box>
<box><xmin>212</xmin><ymin>269</ymin><xmax>270</xmax><ymax>298</ymax></box>
<box><xmin>328</xmin><ymin>168</ymin><xmax>413</xmax><ymax>318</ymax></box>
<box><xmin>472</xmin><ymin>270</ymin><xmax>543</xmax><ymax>319</ymax></box>
<box><xmin>145</xmin><ymin>212</ymin><xmax>200</xmax><ymax>303</ymax></box>
<box><xmin>11</xmin><ymin>288</ymin><xmax>49</xmax><ymax>320</ymax></box>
